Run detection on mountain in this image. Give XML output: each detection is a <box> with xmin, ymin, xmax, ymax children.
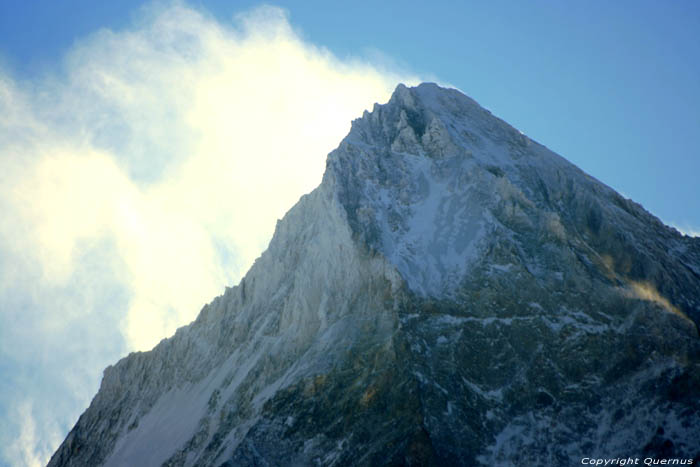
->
<box><xmin>49</xmin><ymin>83</ymin><xmax>700</xmax><ymax>466</ymax></box>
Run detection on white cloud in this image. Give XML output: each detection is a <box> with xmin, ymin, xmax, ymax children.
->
<box><xmin>5</xmin><ymin>402</ymin><xmax>42</xmax><ymax>467</ymax></box>
<box><xmin>0</xmin><ymin>3</ymin><xmax>418</xmax><ymax>465</ymax></box>
<box><xmin>669</xmin><ymin>222</ymin><xmax>700</xmax><ymax>238</ymax></box>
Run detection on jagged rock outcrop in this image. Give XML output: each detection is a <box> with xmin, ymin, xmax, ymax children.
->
<box><xmin>50</xmin><ymin>83</ymin><xmax>700</xmax><ymax>467</ymax></box>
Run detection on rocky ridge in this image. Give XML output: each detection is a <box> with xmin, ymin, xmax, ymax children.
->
<box><xmin>49</xmin><ymin>83</ymin><xmax>700</xmax><ymax>466</ymax></box>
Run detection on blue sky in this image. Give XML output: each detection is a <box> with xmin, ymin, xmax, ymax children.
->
<box><xmin>0</xmin><ymin>1</ymin><xmax>698</xmax><ymax>465</ymax></box>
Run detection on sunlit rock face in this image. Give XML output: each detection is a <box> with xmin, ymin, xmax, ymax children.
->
<box><xmin>49</xmin><ymin>83</ymin><xmax>700</xmax><ymax>467</ymax></box>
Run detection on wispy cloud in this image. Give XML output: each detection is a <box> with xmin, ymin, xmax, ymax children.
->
<box><xmin>669</xmin><ymin>222</ymin><xmax>700</xmax><ymax>238</ymax></box>
<box><xmin>0</xmin><ymin>3</ymin><xmax>417</xmax><ymax>464</ymax></box>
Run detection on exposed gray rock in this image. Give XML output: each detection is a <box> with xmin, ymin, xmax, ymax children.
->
<box><xmin>49</xmin><ymin>83</ymin><xmax>700</xmax><ymax>467</ymax></box>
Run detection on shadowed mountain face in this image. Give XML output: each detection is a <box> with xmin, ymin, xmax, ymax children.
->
<box><xmin>50</xmin><ymin>83</ymin><xmax>700</xmax><ymax>467</ymax></box>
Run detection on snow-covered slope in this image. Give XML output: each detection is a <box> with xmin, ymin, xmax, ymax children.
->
<box><xmin>50</xmin><ymin>83</ymin><xmax>700</xmax><ymax>466</ymax></box>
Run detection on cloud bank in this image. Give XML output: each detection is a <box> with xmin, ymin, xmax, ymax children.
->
<box><xmin>0</xmin><ymin>3</ymin><xmax>417</xmax><ymax>465</ymax></box>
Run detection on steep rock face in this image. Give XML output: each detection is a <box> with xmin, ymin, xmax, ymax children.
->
<box><xmin>50</xmin><ymin>84</ymin><xmax>700</xmax><ymax>466</ymax></box>
<box><xmin>49</xmin><ymin>178</ymin><xmax>406</xmax><ymax>466</ymax></box>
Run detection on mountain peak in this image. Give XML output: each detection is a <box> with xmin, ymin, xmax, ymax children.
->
<box><xmin>347</xmin><ymin>82</ymin><xmax>531</xmax><ymax>167</ymax></box>
<box><xmin>332</xmin><ymin>83</ymin><xmax>700</xmax><ymax>321</ymax></box>
<box><xmin>331</xmin><ymin>83</ymin><xmax>573</xmax><ymax>297</ymax></box>
<box><xmin>50</xmin><ymin>82</ymin><xmax>700</xmax><ymax>467</ymax></box>
<box><xmin>390</xmin><ymin>82</ymin><xmax>478</xmax><ymax>112</ymax></box>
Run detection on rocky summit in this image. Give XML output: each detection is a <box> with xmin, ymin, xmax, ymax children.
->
<box><xmin>49</xmin><ymin>83</ymin><xmax>700</xmax><ymax>466</ymax></box>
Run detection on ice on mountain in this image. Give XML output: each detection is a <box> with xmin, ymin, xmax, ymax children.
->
<box><xmin>49</xmin><ymin>83</ymin><xmax>700</xmax><ymax>467</ymax></box>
